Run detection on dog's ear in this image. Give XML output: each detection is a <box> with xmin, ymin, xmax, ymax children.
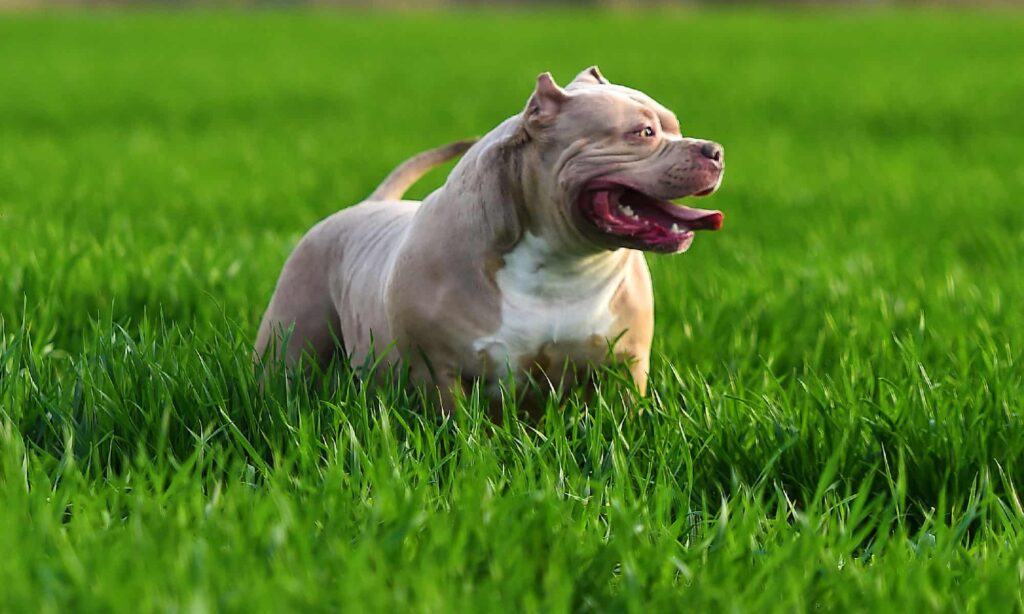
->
<box><xmin>523</xmin><ymin>72</ymin><xmax>567</xmax><ymax>128</ymax></box>
<box><xmin>570</xmin><ymin>65</ymin><xmax>609</xmax><ymax>87</ymax></box>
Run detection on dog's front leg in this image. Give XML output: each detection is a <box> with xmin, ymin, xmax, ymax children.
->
<box><xmin>622</xmin><ymin>351</ymin><xmax>650</xmax><ymax>397</ymax></box>
<box><xmin>405</xmin><ymin>355</ymin><xmax>464</xmax><ymax>417</ymax></box>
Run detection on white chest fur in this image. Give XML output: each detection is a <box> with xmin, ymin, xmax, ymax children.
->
<box><xmin>473</xmin><ymin>232</ymin><xmax>627</xmax><ymax>393</ymax></box>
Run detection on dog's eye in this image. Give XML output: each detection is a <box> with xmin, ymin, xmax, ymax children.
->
<box><xmin>634</xmin><ymin>126</ymin><xmax>656</xmax><ymax>138</ymax></box>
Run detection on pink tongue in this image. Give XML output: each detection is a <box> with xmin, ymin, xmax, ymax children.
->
<box><xmin>658</xmin><ymin>202</ymin><xmax>724</xmax><ymax>231</ymax></box>
<box><xmin>618</xmin><ymin>188</ymin><xmax>724</xmax><ymax>231</ymax></box>
<box><xmin>592</xmin><ymin>187</ymin><xmax>725</xmax><ymax>232</ymax></box>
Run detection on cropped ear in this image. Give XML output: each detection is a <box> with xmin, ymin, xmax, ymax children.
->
<box><xmin>570</xmin><ymin>65</ymin><xmax>609</xmax><ymax>87</ymax></box>
<box><xmin>523</xmin><ymin>72</ymin><xmax>568</xmax><ymax>128</ymax></box>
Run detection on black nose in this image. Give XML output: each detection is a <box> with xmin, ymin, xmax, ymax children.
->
<box><xmin>700</xmin><ymin>141</ymin><xmax>723</xmax><ymax>162</ymax></box>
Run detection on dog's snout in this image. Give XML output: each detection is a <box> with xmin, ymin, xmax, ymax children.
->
<box><xmin>700</xmin><ymin>141</ymin><xmax>723</xmax><ymax>163</ymax></box>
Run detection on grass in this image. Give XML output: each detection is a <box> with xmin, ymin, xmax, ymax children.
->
<box><xmin>1</xmin><ymin>8</ymin><xmax>1023</xmax><ymax>611</ymax></box>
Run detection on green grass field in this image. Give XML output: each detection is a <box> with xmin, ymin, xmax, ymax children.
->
<box><xmin>2</xmin><ymin>9</ymin><xmax>1023</xmax><ymax>611</ymax></box>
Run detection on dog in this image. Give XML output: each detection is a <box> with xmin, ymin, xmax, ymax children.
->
<box><xmin>255</xmin><ymin>66</ymin><xmax>724</xmax><ymax>414</ymax></box>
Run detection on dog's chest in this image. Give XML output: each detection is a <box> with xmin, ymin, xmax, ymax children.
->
<box><xmin>472</xmin><ymin>234</ymin><xmax>626</xmax><ymax>392</ymax></box>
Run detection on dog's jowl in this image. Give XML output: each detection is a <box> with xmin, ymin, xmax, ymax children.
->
<box><xmin>255</xmin><ymin>66</ymin><xmax>725</xmax><ymax>413</ymax></box>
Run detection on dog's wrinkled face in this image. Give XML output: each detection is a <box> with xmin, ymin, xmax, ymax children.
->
<box><xmin>520</xmin><ymin>67</ymin><xmax>724</xmax><ymax>254</ymax></box>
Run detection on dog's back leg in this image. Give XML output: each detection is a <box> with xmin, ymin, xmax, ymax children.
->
<box><xmin>255</xmin><ymin>236</ymin><xmax>341</xmax><ymax>372</ymax></box>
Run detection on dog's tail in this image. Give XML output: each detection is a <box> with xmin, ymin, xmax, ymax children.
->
<box><xmin>367</xmin><ymin>138</ymin><xmax>479</xmax><ymax>202</ymax></box>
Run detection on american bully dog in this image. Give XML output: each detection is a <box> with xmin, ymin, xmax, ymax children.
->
<box><xmin>255</xmin><ymin>66</ymin><xmax>724</xmax><ymax>414</ymax></box>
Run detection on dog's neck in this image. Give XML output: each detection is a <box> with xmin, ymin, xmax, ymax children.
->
<box><xmin>431</xmin><ymin>115</ymin><xmax>626</xmax><ymax>276</ymax></box>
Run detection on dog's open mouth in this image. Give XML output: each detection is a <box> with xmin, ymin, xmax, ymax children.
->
<box><xmin>578</xmin><ymin>179</ymin><xmax>723</xmax><ymax>252</ymax></box>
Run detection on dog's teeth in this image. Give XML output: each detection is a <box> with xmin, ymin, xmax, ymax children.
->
<box><xmin>621</xmin><ymin>205</ymin><xmax>636</xmax><ymax>219</ymax></box>
<box><xmin>670</xmin><ymin>223</ymin><xmax>682</xmax><ymax>233</ymax></box>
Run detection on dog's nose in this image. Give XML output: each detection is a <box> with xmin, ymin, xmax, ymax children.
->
<box><xmin>700</xmin><ymin>141</ymin><xmax>724</xmax><ymax>162</ymax></box>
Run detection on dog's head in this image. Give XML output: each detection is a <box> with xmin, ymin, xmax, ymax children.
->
<box><xmin>514</xmin><ymin>66</ymin><xmax>724</xmax><ymax>254</ymax></box>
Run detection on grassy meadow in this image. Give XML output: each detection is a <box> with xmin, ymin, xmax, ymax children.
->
<box><xmin>1</xmin><ymin>9</ymin><xmax>1023</xmax><ymax>611</ymax></box>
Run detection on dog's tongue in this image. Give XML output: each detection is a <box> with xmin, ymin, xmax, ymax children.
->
<box><xmin>657</xmin><ymin>202</ymin><xmax>724</xmax><ymax>231</ymax></box>
<box><xmin>618</xmin><ymin>189</ymin><xmax>724</xmax><ymax>231</ymax></box>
